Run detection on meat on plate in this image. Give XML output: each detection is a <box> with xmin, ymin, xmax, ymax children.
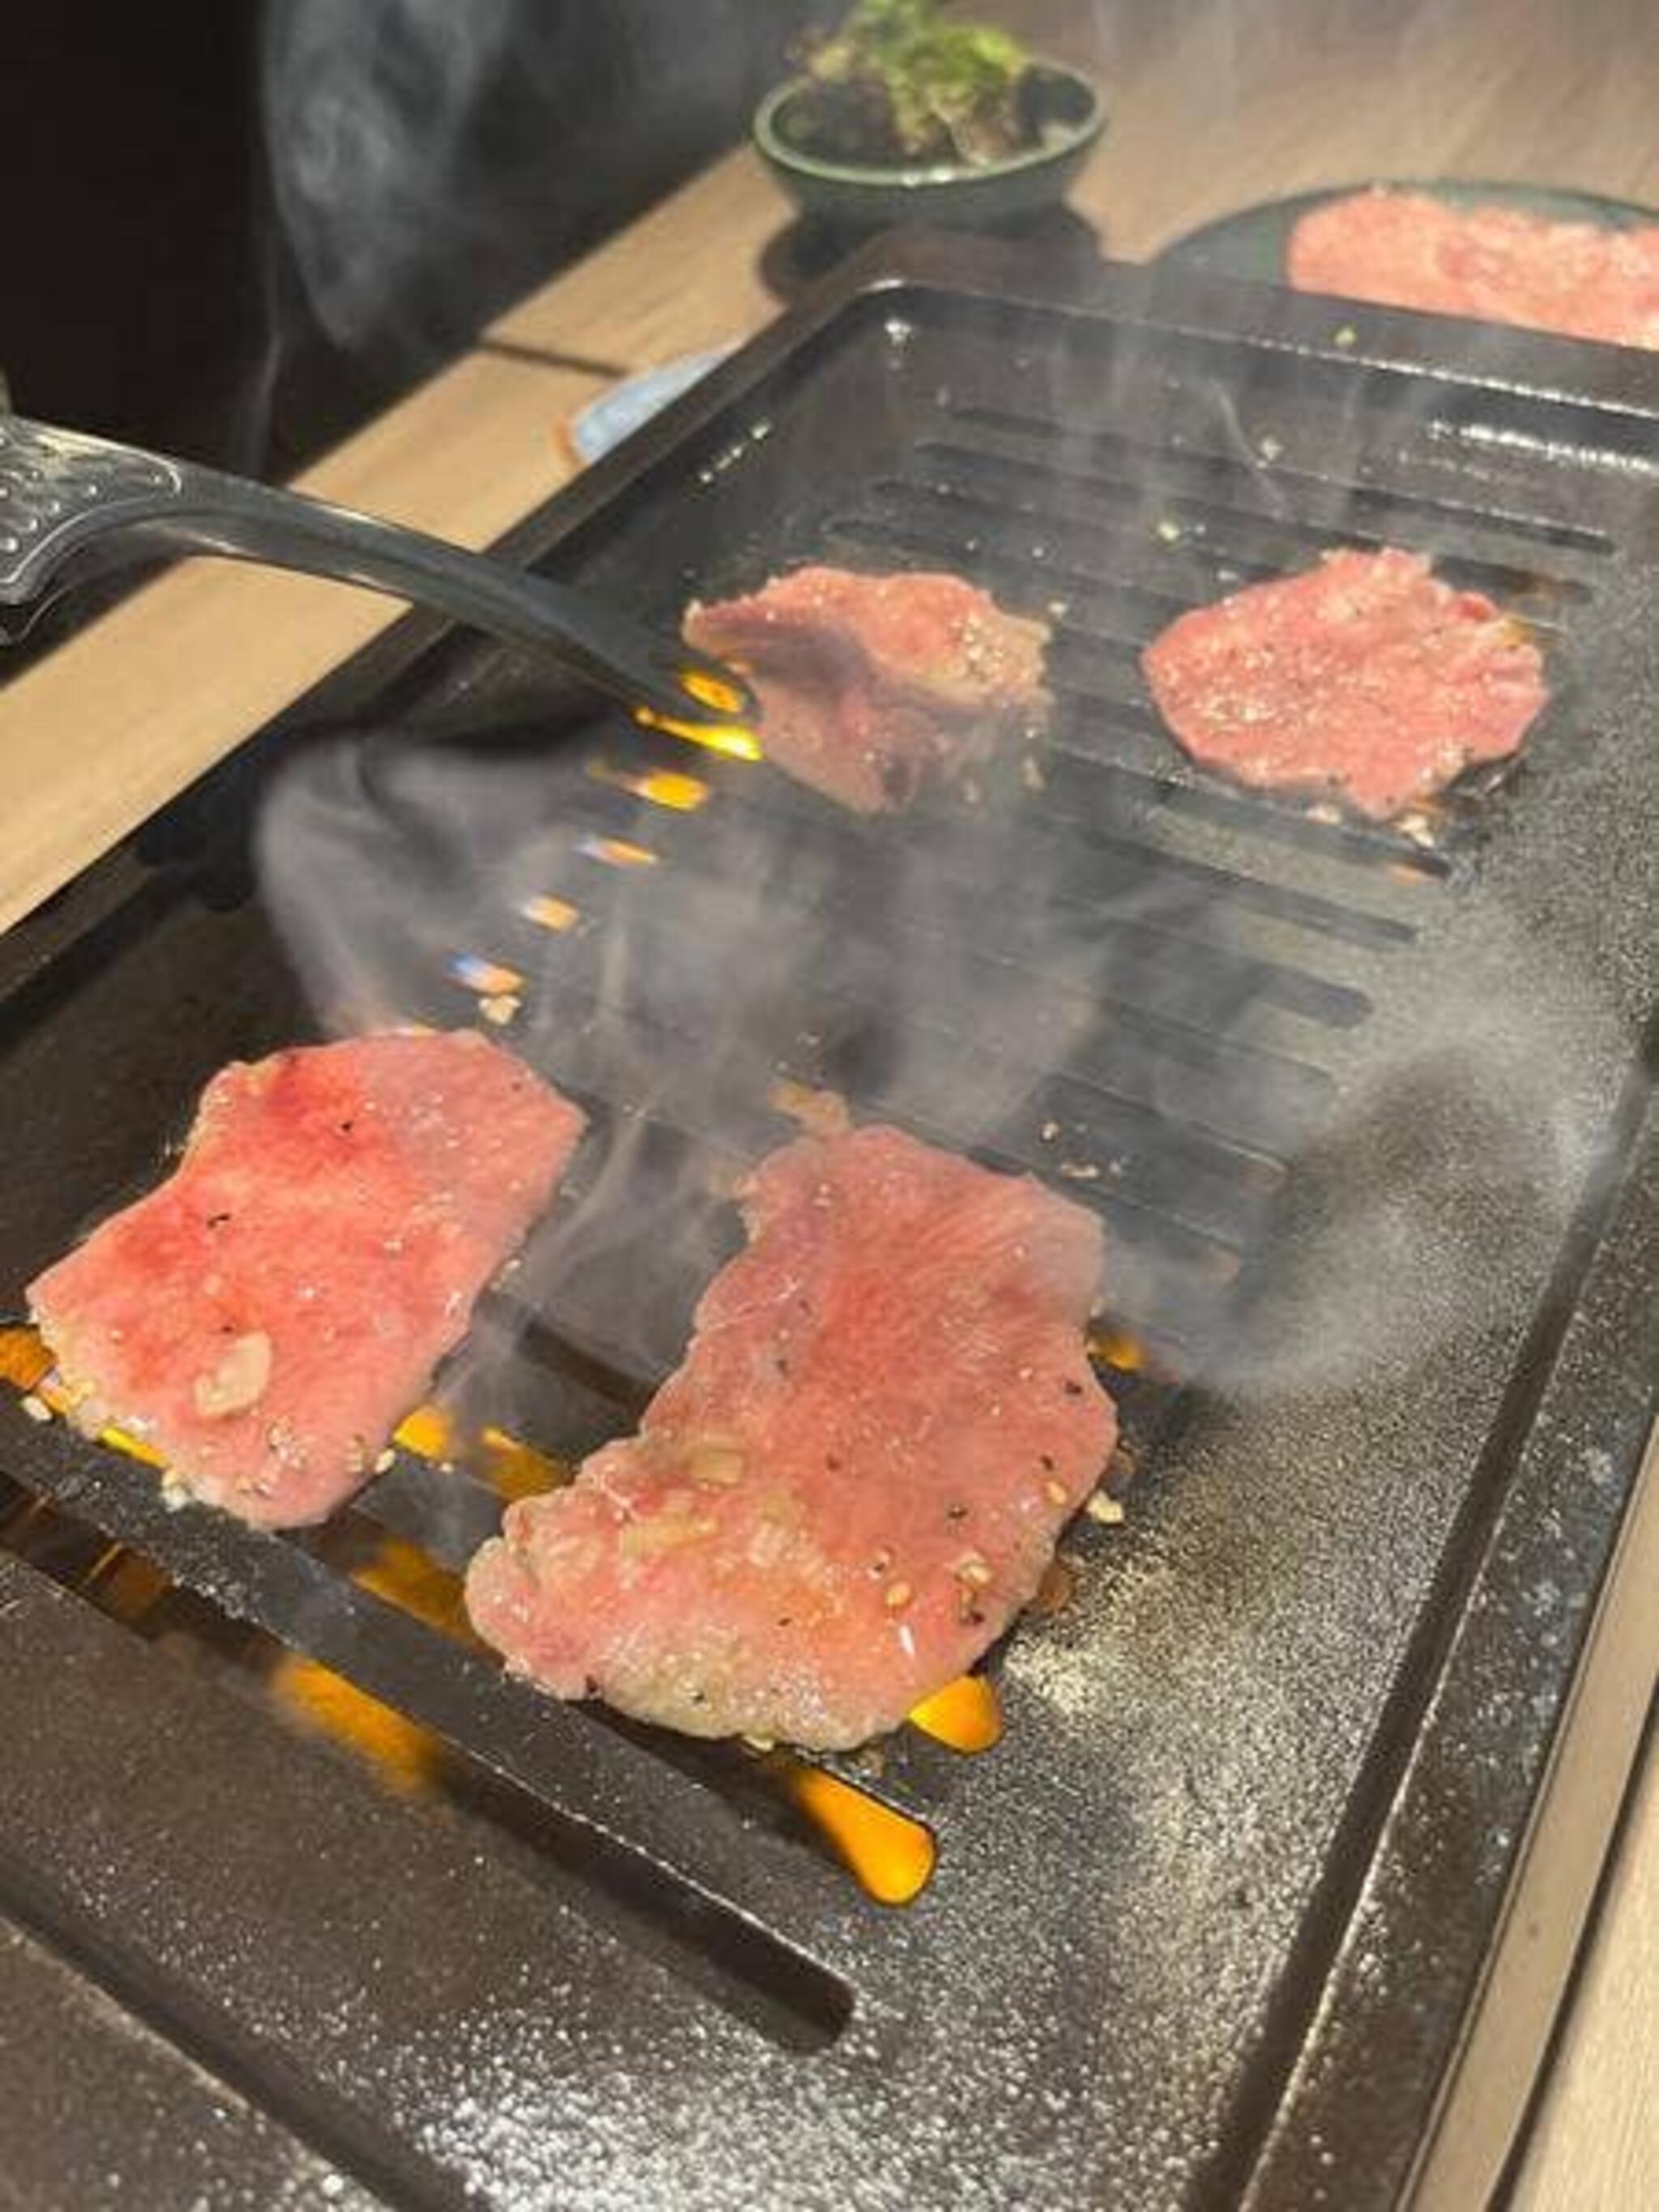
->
<box><xmin>1288</xmin><ymin>189</ymin><xmax>1659</xmax><ymax>352</ymax></box>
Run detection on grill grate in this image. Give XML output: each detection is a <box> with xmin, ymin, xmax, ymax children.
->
<box><xmin>0</xmin><ymin>400</ymin><xmax>1439</xmax><ymax>1961</ymax></box>
<box><xmin>0</xmin><ymin>236</ymin><xmax>1654</xmax><ymax>2210</ymax></box>
<box><xmin>0</xmin><ymin>629</ymin><xmax>1386</xmax><ymax>1901</ymax></box>
<box><xmin>1</xmin><ymin>1405</ymin><xmax>862</xmax><ymax>1949</ymax></box>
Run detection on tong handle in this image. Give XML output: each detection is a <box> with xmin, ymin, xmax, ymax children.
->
<box><xmin>0</xmin><ymin>416</ymin><xmax>752</xmax><ymax>731</ymax></box>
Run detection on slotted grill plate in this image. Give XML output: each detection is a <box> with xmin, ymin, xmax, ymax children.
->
<box><xmin>0</xmin><ymin>235</ymin><xmax>1655</xmax><ymax>2210</ymax></box>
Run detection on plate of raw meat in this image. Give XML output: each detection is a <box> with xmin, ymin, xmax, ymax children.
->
<box><xmin>1158</xmin><ymin>180</ymin><xmax>1659</xmax><ymax>352</ymax></box>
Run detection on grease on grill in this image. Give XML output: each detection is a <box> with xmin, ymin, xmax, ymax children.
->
<box><xmin>1031</xmin><ymin>1554</ymin><xmax>1079</xmax><ymax>1615</ymax></box>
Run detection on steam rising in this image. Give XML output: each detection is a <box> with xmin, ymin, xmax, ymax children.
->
<box><xmin>262</xmin><ymin>0</ymin><xmax>518</xmax><ymax>352</ymax></box>
<box><xmin>1205</xmin><ymin>921</ymin><xmax>1618</xmax><ymax>1399</ymax></box>
<box><xmin>257</xmin><ymin>0</ymin><xmax>791</xmax><ymax>399</ymax></box>
<box><xmin>259</xmin><ymin>722</ymin><xmax>1101</xmax><ymax>1154</ymax></box>
<box><xmin>257</xmin><ymin>688</ymin><xmax>1618</xmax><ymax>1438</ymax></box>
<box><xmin>244</xmin><ymin>121</ymin><xmax>1629</xmax><ymax>1435</ymax></box>
<box><xmin>257</xmin><ymin>716</ymin><xmax>1113</xmax><ymax>1419</ymax></box>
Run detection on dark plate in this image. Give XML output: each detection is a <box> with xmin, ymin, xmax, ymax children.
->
<box><xmin>1158</xmin><ymin>178</ymin><xmax>1659</xmax><ymax>284</ymax></box>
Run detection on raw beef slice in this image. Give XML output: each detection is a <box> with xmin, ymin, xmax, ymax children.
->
<box><xmin>1288</xmin><ymin>190</ymin><xmax>1659</xmax><ymax>352</ymax></box>
<box><xmin>466</xmin><ymin>1124</ymin><xmax>1117</xmax><ymax>1749</ymax></box>
<box><xmin>683</xmin><ymin>565</ymin><xmax>1051</xmax><ymax>812</ymax></box>
<box><xmin>1141</xmin><ymin>547</ymin><xmax>1546</xmax><ymax>819</ymax></box>
<box><xmin>28</xmin><ymin>1032</ymin><xmax>585</xmax><ymax>1528</ymax></box>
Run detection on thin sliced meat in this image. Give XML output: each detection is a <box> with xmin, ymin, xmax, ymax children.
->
<box><xmin>683</xmin><ymin>565</ymin><xmax>1051</xmax><ymax>813</ymax></box>
<box><xmin>1141</xmin><ymin>548</ymin><xmax>1546</xmax><ymax>820</ymax></box>
<box><xmin>1288</xmin><ymin>190</ymin><xmax>1659</xmax><ymax>352</ymax></box>
<box><xmin>466</xmin><ymin>1125</ymin><xmax>1116</xmax><ymax>1750</ymax></box>
<box><xmin>28</xmin><ymin>1032</ymin><xmax>584</xmax><ymax>1528</ymax></box>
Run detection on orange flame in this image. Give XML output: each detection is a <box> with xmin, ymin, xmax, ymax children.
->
<box><xmin>680</xmin><ymin>668</ymin><xmax>748</xmax><ymax>718</ymax></box>
<box><xmin>271</xmin><ymin>1537</ymin><xmax>467</xmax><ymax>1795</ymax></box>
<box><xmin>633</xmin><ymin>701</ymin><xmax>762</xmax><ymax>763</ymax></box>
<box><xmin>588</xmin><ymin>761</ymin><xmax>711</xmax><ymax>813</ymax></box>
<box><xmin>783</xmin><ymin>1762</ymin><xmax>936</xmax><ymax>1906</ymax></box>
<box><xmin>2</xmin><ymin>1328</ymin><xmax>170</xmax><ymax>1466</ymax></box>
<box><xmin>908</xmin><ymin>1673</ymin><xmax>1003</xmax><ymax>1753</ymax></box>
<box><xmin>1090</xmin><ymin>1324</ymin><xmax>1146</xmax><ymax>1372</ymax></box>
<box><xmin>0</xmin><ymin>1326</ymin><xmax>52</xmax><ymax>1392</ymax></box>
<box><xmin>521</xmin><ymin>893</ymin><xmax>582</xmax><ymax>933</ymax></box>
<box><xmin>582</xmin><ymin>834</ymin><xmax>659</xmax><ymax>870</ymax></box>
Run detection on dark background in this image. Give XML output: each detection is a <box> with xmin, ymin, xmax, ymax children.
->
<box><xmin>4</xmin><ymin>1</ymin><xmax>816</xmax><ymax>476</ymax></box>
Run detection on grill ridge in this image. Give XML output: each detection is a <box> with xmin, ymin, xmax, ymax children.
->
<box><xmin>911</xmin><ymin>433</ymin><xmax>1604</xmax><ymax>600</ymax></box>
<box><xmin>945</xmin><ymin>399</ymin><xmax>1619</xmax><ymax>555</ymax></box>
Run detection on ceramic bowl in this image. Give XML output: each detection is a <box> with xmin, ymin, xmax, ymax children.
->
<box><xmin>753</xmin><ymin>61</ymin><xmax>1105</xmax><ymax>230</ymax></box>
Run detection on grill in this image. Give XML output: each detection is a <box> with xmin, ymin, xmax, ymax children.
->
<box><xmin>1</xmin><ymin>232</ymin><xmax>1656</xmax><ymax>2209</ymax></box>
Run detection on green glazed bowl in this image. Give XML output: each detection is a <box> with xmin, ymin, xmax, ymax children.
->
<box><xmin>753</xmin><ymin>60</ymin><xmax>1105</xmax><ymax>231</ymax></box>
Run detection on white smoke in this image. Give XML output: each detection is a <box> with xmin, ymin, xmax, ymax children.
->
<box><xmin>262</xmin><ymin>0</ymin><xmax>518</xmax><ymax>351</ymax></box>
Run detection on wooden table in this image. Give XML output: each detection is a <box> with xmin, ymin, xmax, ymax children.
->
<box><xmin>1</xmin><ymin>2</ymin><xmax>1653</xmax><ymax>2201</ymax></box>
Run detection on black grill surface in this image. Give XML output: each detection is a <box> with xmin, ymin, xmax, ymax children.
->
<box><xmin>0</xmin><ymin>234</ymin><xmax>1655</xmax><ymax>2210</ymax></box>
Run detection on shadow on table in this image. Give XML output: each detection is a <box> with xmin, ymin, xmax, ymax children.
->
<box><xmin>757</xmin><ymin>205</ymin><xmax>1105</xmax><ymax>304</ymax></box>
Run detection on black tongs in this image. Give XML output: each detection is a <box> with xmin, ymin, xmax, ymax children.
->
<box><xmin>0</xmin><ymin>415</ymin><xmax>755</xmax><ymax>735</ymax></box>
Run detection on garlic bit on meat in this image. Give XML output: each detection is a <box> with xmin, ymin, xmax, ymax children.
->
<box><xmin>193</xmin><ymin>1330</ymin><xmax>273</xmax><ymax>1418</ymax></box>
<box><xmin>688</xmin><ymin>1440</ymin><xmax>745</xmax><ymax>1488</ymax></box>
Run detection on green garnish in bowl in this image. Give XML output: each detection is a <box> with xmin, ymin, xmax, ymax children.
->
<box><xmin>793</xmin><ymin>0</ymin><xmax>1040</xmax><ymax>169</ymax></box>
